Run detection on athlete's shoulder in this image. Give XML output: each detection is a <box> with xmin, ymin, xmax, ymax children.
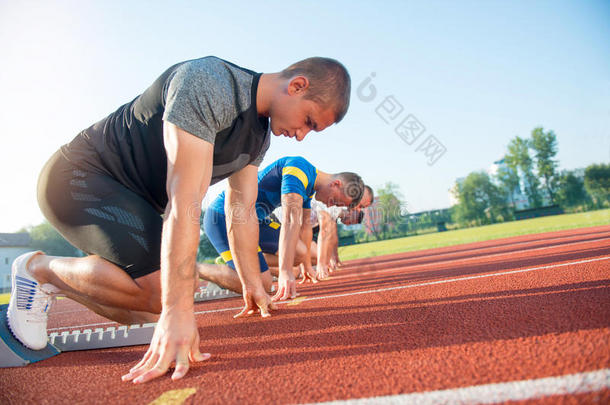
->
<box><xmin>173</xmin><ymin>56</ymin><xmax>254</xmax><ymax>89</ymax></box>
<box><xmin>164</xmin><ymin>56</ymin><xmax>258</xmax><ymax>136</ymax></box>
<box><xmin>283</xmin><ymin>156</ymin><xmax>315</xmax><ymax>171</ymax></box>
<box><xmin>280</xmin><ymin>157</ymin><xmax>317</xmax><ymax>193</ymax></box>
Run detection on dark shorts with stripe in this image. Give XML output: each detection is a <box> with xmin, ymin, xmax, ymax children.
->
<box><xmin>203</xmin><ymin>209</ymin><xmax>282</xmax><ymax>271</ymax></box>
<box><xmin>37</xmin><ymin>150</ymin><xmax>162</xmax><ymax>279</ymax></box>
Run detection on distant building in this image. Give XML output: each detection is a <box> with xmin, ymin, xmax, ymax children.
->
<box><xmin>448</xmin><ymin>177</ymin><xmax>465</xmax><ymax>206</ymax></box>
<box><xmin>0</xmin><ymin>233</ymin><xmax>31</xmax><ymax>293</ymax></box>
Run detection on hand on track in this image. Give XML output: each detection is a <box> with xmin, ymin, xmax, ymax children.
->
<box><xmin>272</xmin><ymin>269</ymin><xmax>297</xmax><ymax>301</ymax></box>
<box><xmin>329</xmin><ymin>259</ymin><xmax>337</xmax><ymax>273</ymax></box>
<box><xmin>234</xmin><ymin>287</ymin><xmax>277</xmax><ymax>318</ymax></box>
<box><xmin>316</xmin><ymin>264</ymin><xmax>330</xmax><ymax>281</ymax></box>
<box><xmin>330</xmin><ymin>255</ymin><xmax>342</xmax><ymax>272</ymax></box>
<box><xmin>299</xmin><ymin>263</ymin><xmax>318</xmax><ymax>285</ymax></box>
<box><xmin>122</xmin><ymin>310</ymin><xmax>210</xmax><ymax>384</ymax></box>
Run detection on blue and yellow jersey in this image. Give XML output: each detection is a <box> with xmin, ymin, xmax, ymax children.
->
<box><xmin>209</xmin><ymin>156</ymin><xmax>317</xmax><ymax>221</ymax></box>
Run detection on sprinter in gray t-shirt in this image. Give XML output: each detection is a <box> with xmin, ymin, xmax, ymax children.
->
<box><xmin>8</xmin><ymin>56</ymin><xmax>351</xmax><ymax>383</ymax></box>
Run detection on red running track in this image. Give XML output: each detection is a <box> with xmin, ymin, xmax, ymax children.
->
<box><xmin>1</xmin><ymin>225</ymin><xmax>609</xmax><ymax>404</ymax></box>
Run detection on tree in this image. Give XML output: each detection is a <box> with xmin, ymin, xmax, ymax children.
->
<box><xmin>556</xmin><ymin>170</ymin><xmax>588</xmax><ymax>208</ymax></box>
<box><xmin>530</xmin><ymin>127</ymin><xmax>559</xmax><ymax>203</ymax></box>
<box><xmin>363</xmin><ymin>202</ymin><xmax>384</xmax><ymax>241</ymax></box>
<box><xmin>584</xmin><ymin>163</ymin><xmax>610</xmax><ymax>208</ymax></box>
<box><xmin>376</xmin><ymin>182</ymin><xmax>405</xmax><ymax>239</ymax></box>
<box><xmin>495</xmin><ymin>162</ymin><xmax>520</xmax><ymax>208</ymax></box>
<box><xmin>362</xmin><ymin>183</ymin><xmax>405</xmax><ymax>240</ymax></box>
<box><xmin>452</xmin><ymin>171</ymin><xmax>508</xmax><ymax>226</ymax></box>
<box><xmin>22</xmin><ymin>221</ymin><xmax>82</xmax><ymax>257</ymax></box>
<box><xmin>505</xmin><ymin>136</ymin><xmax>543</xmax><ymax>208</ymax></box>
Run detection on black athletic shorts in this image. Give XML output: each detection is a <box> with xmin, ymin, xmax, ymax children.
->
<box><xmin>37</xmin><ymin>150</ymin><xmax>162</xmax><ymax>279</ymax></box>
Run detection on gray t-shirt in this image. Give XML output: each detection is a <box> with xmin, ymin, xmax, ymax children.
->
<box><xmin>62</xmin><ymin>56</ymin><xmax>270</xmax><ymax>213</ymax></box>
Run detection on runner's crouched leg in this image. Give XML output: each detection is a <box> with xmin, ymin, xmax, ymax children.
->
<box><xmin>35</xmin><ymin>150</ymin><xmax>164</xmax><ymax>318</ymax></box>
<box><xmin>203</xmin><ymin>209</ymin><xmax>272</xmax><ymax>293</ymax></box>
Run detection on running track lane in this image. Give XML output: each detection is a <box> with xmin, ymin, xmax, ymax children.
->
<box><xmin>0</xmin><ymin>225</ymin><xmax>608</xmax><ymax>404</ymax></box>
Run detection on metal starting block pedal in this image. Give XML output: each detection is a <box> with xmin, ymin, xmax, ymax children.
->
<box><xmin>0</xmin><ymin>304</ymin><xmax>60</xmax><ymax>367</ymax></box>
<box><xmin>194</xmin><ymin>282</ymin><xmax>241</xmax><ymax>302</ymax></box>
<box><xmin>0</xmin><ymin>304</ymin><xmax>156</xmax><ymax>368</ymax></box>
<box><xmin>1</xmin><ymin>282</ymin><xmax>258</xmax><ymax>368</ymax></box>
<box><xmin>48</xmin><ymin>322</ymin><xmax>156</xmax><ymax>351</ymax></box>
<box><xmin>193</xmin><ymin>282</ymin><xmax>275</xmax><ymax>302</ymax></box>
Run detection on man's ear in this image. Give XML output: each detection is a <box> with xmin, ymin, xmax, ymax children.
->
<box><xmin>288</xmin><ymin>76</ymin><xmax>310</xmax><ymax>95</ymax></box>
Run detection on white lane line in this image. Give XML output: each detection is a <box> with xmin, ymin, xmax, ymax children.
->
<box><xmin>52</xmin><ymin>237</ymin><xmax>605</xmax><ymax>318</ymax></box>
<box><xmin>284</xmin><ymin>256</ymin><xmax>610</xmax><ymax>306</ymax></box>
<box><xmin>344</xmin><ymin>229</ymin><xmax>610</xmax><ymax>266</ymax></box>
<box><xmin>47</xmin><ymin>255</ymin><xmax>610</xmax><ymax>332</ymax></box>
<box><xmin>307</xmin><ymin>368</ymin><xmax>610</xmax><ymax>405</ymax></box>
<box><xmin>332</xmin><ymin>236</ymin><xmax>610</xmax><ymax>282</ymax></box>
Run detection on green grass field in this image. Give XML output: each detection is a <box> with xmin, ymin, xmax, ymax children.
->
<box><xmin>338</xmin><ymin>208</ymin><xmax>610</xmax><ymax>261</ymax></box>
<box><xmin>1</xmin><ymin>209</ymin><xmax>607</xmax><ymax>306</ymax></box>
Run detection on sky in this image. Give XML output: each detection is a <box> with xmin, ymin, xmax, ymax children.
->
<box><xmin>0</xmin><ymin>0</ymin><xmax>608</xmax><ymax>232</ymax></box>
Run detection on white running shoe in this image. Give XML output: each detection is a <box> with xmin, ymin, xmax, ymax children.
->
<box><xmin>7</xmin><ymin>251</ymin><xmax>55</xmax><ymax>350</ymax></box>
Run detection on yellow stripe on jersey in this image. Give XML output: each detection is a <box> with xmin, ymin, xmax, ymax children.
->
<box><xmin>282</xmin><ymin>166</ymin><xmax>309</xmax><ymax>189</ymax></box>
<box><xmin>220</xmin><ymin>247</ymin><xmax>262</xmax><ymax>263</ymax></box>
<box><xmin>268</xmin><ymin>221</ymin><xmax>280</xmax><ymax>230</ymax></box>
<box><xmin>220</xmin><ymin>250</ymin><xmax>233</xmax><ymax>263</ymax></box>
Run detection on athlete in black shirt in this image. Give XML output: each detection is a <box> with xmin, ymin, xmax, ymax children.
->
<box><xmin>8</xmin><ymin>56</ymin><xmax>351</xmax><ymax>383</ymax></box>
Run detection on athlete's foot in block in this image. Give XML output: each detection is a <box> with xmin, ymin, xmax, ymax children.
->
<box><xmin>7</xmin><ymin>251</ymin><xmax>58</xmax><ymax>350</ymax></box>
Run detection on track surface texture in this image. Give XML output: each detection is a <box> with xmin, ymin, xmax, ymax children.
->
<box><xmin>1</xmin><ymin>225</ymin><xmax>609</xmax><ymax>404</ymax></box>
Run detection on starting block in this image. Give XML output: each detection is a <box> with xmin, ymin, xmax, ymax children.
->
<box><xmin>48</xmin><ymin>322</ymin><xmax>156</xmax><ymax>352</ymax></box>
<box><xmin>0</xmin><ymin>304</ymin><xmax>156</xmax><ymax>368</ymax></box>
<box><xmin>0</xmin><ymin>304</ymin><xmax>60</xmax><ymax>367</ymax></box>
<box><xmin>1</xmin><ymin>283</ymin><xmax>252</xmax><ymax>368</ymax></box>
<box><xmin>193</xmin><ymin>282</ymin><xmax>275</xmax><ymax>302</ymax></box>
<box><xmin>194</xmin><ymin>282</ymin><xmax>241</xmax><ymax>302</ymax></box>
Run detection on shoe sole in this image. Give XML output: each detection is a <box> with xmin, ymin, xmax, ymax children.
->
<box><xmin>7</xmin><ymin>253</ymin><xmax>26</xmax><ymax>347</ymax></box>
<box><xmin>6</xmin><ymin>252</ymin><xmax>46</xmax><ymax>350</ymax></box>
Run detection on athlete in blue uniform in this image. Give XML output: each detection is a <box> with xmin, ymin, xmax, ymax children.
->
<box><xmin>264</xmin><ymin>185</ymin><xmax>374</xmax><ymax>282</ymax></box>
<box><xmin>200</xmin><ymin>156</ymin><xmax>364</xmax><ymax>299</ymax></box>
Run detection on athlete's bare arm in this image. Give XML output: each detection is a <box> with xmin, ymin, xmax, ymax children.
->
<box><xmin>227</xmin><ymin>165</ymin><xmax>277</xmax><ymax>318</ymax></box>
<box><xmin>272</xmin><ymin>193</ymin><xmax>304</xmax><ymax>300</ymax></box>
<box><xmin>298</xmin><ymin>208</ymin><xmax>317</xmax><ymax>283</ymax></box>
<box><xmin>124</xmin><ymin>122</ymin><xmax>213</xmax><ymax>384</ymax></box>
